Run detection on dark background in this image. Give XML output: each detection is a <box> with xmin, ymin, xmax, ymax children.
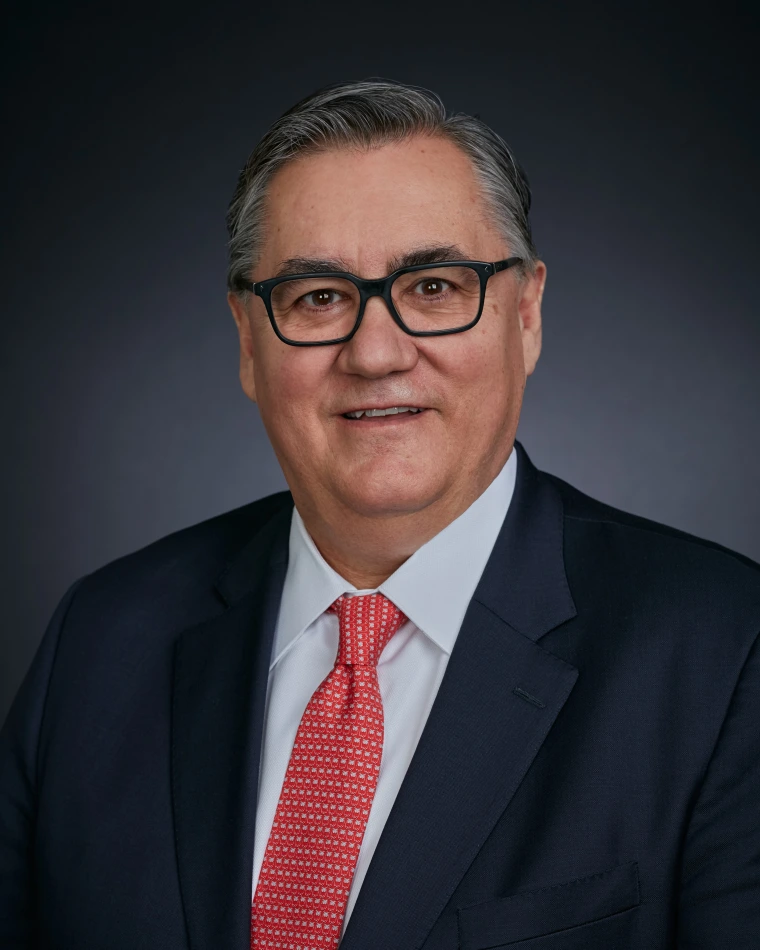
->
<box><xmin>2</xmin><ymin>1</ymin><xmax>758</xmax><ymax>722</ymax></box>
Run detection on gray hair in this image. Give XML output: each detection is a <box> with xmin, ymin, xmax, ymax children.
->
<box><xmin>226</xmin><ymin>77</ymin><xmax>538</xmax><ymax>299</ymax></box>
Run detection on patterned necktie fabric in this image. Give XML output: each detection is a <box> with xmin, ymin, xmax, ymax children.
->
<box><xmin>251</xmin><ymin>592</ymin><xmax>408</xmax><ymax>949</ymax></box>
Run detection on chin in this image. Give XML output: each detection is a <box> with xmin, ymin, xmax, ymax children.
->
<box><xmin>338</xmin><ymin>467</ymin><xmax>445</xmax><ymax>519</ymax></box>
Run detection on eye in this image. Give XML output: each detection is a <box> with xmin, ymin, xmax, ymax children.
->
<box><xmin>301</xmin><ymin>288</ymin><xmax>343</xmax><ymax>308</ymax></box>
<box><xmin>412</xmin><ymin>277</ymin><xmax>453</xmax><ymax>297</ymax></box>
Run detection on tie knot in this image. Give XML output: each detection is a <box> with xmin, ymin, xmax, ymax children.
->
<box><xmin>327</xmin><ymin>593</ymin><xmax>407</xmax><ymax>667</ymax></box>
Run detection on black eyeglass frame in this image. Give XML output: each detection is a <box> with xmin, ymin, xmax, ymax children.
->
<box><xmin>233</xmin><ymin>257</ymin><xmax>524</xmax><ymax>347</ymax></box>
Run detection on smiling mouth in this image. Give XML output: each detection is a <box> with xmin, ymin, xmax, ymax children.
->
<box><xmin>341</xmin><ymin>406</ymin><xmax>427</xmax><ymax>420</ymax></box>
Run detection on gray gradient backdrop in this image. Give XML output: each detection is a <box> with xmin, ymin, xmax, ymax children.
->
<box><xmin>2</xmin><ymin>3</ymin><xmax>758</xmax><ymax>722</ymax></box>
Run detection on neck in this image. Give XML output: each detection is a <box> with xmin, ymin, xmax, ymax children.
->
<box><xmin>301</xmin><ymin>510</ymin><xmax>452</xmax><ymax>590</ymax></box>
<box><xmin>305</xmin><ymin>514</ymin><xmax>431</xmax><ymax>590</ymax></box>
<box><xmin>294</xmin><ymin>459</ymin><xmax>508</xmax><ymax>590</ymax></box>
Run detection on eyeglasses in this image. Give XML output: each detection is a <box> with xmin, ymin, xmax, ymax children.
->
<box><xmin>233</xmin><ymin>257</ymin><xmax>524</xmax><ymax>346</ymax></box>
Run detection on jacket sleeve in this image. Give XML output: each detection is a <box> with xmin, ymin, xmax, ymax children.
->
<box><xmin>678</xmin><ymin>627</ymin><xmax>760</xmax><ymax>945</ymax></box>
<box><xmin>0</xmin><ymin>577</ymin><xmax>86</xmax><ymax>949</ymax></box>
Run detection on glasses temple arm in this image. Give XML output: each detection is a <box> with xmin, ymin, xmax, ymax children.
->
<box><xmin>492</xmin><ymin>257</ymin><xmax>524</xmax><ymax>273</ymax></box>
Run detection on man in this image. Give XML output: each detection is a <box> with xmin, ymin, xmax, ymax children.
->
<box><xmin>1</xmin><ymin>77</ymin><xmax>758</xmax><ymax>949</ymax></box>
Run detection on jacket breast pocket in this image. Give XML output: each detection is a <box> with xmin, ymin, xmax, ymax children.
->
<box><xmin>457</xmin><ymin>860</ymin><xmax>640</xmax><ymax>948</ymax></box>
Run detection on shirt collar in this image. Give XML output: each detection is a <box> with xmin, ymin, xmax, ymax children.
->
<box><xmin>271</xmin><ymin>446</ymin><xmax>517</xmax><ymax>668</ymax></box>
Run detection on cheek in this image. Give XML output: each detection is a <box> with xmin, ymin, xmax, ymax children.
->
<box><xmin>447</xmin><ymin>317</ymin><xmax>521</xmax><ymax>422</ymax></box>
<box><xmin>254</xmin><ymin>346</ymin><xmax>331</xmax><ymax>444</ymax></box>
<box><xmin>448</xmin><ymin>312</ymin><xmax>514</xmax><ymax>389</ymax></box>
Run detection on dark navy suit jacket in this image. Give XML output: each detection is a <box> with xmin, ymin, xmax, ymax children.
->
<box><xmin>2</xmin><ymin>441</ymin><xmax>759</xmax><ymax>948</ymax></box>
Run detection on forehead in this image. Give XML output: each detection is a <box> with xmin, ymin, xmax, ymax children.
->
<box><xmin>260</xmin><ymin>135</ymin><xmax>496</xmax><ymax>275</ymax></box>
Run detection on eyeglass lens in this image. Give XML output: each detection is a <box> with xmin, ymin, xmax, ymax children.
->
<box><xmin>269</xmin><ymin>265</ymin><xmax>482</xmax><ymax>342</ymax></box>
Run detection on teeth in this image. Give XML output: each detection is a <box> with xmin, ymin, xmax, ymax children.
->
<box><xmin>345</xmin><ymin>407</ymin><xmax>422</xmax><ymax>419</ymax></box>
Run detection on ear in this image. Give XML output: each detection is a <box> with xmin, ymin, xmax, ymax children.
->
<box><xmin>227</xmin><ymin>291</ymin><xmax>258</xmax><ymax>403</ymax></box>
<box><xmin>517</xmin><ymin>260</ymin><xmax>546</xmax><ymax>377</ymax></box>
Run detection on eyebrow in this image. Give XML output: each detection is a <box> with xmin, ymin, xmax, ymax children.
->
<box><xmin>273</xmin><ymin>243</ymin><xmax>472</xmax><ymax>279</ymax></box>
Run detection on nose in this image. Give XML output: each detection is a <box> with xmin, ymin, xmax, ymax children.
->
<box><xmin>338</xmin><ymin>293</ymin><xmax>419</xmax><ymax>378</ymax></box>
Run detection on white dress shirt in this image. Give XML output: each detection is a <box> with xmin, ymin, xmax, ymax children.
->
<box><xmin>251</xmin><ymin>446</ymin><xmax>518</xmax><ymax>934</ymax></box>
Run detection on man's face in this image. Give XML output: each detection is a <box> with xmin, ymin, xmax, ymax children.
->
<box><xmin>229</xmin><ymin>135</ymin><xmax>546</xmax><ymax>525</ymax></box>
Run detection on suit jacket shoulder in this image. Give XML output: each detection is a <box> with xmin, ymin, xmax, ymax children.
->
<box><xmin>69</xmin><ymin>489</ymin><xmax>294</xmax><ymax>631</ymax></box>
<box><xmin>549</xmin><ymin>467</ymin><xmax>759</xmax><ymax>571</ymax></box>
<box><xmin>546</xmin><ymin>467</ymin><xmax>760</xmax><ymax>593</ymax></box>
<box><xmin>540</xmin><ymin>469</ymin><xmax>760</xmax><ymax>690</ymax></box>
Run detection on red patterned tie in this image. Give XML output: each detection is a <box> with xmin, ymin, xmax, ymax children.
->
<box><xmin>251</xmin><ymin>592</ymin><xmax>408</xmax><ymax>949</ymax></box>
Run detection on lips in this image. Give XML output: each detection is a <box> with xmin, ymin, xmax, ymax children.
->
<box><xmin>342</xmin><ymin>406</ymin><xmax>425</xmax><ymax>419</ymax></box>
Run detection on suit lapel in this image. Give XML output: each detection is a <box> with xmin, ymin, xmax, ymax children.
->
<box><xmin>171</xmin><ymin>501</ymin><xmax>292</xmax><ymax>950</ymax></box>
<box><xmin>340</xmin><ymin>442</ymin><xmax>580</xmax><ymax>950</ymax></box>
